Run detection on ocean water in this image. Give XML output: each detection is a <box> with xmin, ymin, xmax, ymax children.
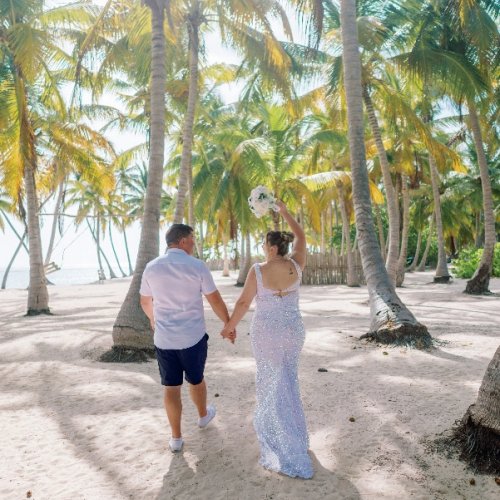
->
<box><xmin>0</xmin><ymin>267</ymin><xmax>126</xmax><ymax>290</ymax></box>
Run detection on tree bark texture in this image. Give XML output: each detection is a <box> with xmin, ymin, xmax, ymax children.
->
<box><xmin>465</xmin><ymin>102</ymin><xmax>496</xmax><ymax>294</ymax></box>
<box><xmin>173</xmin><ymin>1</ymin><xmax>200</xmax><ymax>223</ymax></box>
<box><xmin>396</xmin><ymin>174</ymin><xmax>410</xmax><ymax>287</ymax></box>
<box><xmin>429</xmin><ymin>155</ymin><xmax>451</xmax><ymax>282</ymax></box>
<box><xmin>363</xmin><ymin>87</ymin><xmax>400</xmax><ymax>284</ymax></box>
<box><xmin>455</xmin><ymin>345</ymin><xmax>500</xmax><ymax>473</ymax></box>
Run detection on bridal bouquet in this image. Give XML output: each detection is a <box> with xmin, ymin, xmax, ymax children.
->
<box><xmin>248</xmin><ymin>186</ymin><xmax>278</xmax><ymax>218</ymax></box>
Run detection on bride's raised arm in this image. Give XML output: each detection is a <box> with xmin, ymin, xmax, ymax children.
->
<box><xmin>276</xmin><ymin>201</ymin><xmax>306</xmax><ymax>270</ymax></box>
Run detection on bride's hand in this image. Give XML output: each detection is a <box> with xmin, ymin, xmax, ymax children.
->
<box><xmin>276</xmin><ymin>200</ymin><xmax>288</xmax><ymax>214</ymax></box>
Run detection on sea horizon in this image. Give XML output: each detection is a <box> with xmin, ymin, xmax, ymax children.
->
<box><xmin>0</xmin><ymin>266</ymin><xmax>131</xmax><ymax>290</ymax></box>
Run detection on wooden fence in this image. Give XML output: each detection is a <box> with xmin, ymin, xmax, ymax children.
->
<box><xmin>206</xmin><ymin>251</ymin><xmax>365</xmax><ymax>286</ymax></box>
<box><xmin>301</xmin><ymin>251</ymin><xmax>365</xmax><ymax>285</ymax></box>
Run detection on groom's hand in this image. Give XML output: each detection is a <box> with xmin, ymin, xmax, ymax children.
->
<box><xmin>221</xmin><ymin>324</ymin><xmax>237</xmax><ymax>344</ymax></box>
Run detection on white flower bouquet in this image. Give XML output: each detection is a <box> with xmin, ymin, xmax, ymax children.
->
<box><xmin>248</xmin><ymin>185</ymin><xmax>278</xmax><ymax>218</ymax></box>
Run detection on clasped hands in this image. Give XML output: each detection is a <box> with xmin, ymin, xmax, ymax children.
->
<box><xmin>220</xmin><ymin>323</ymin><xmax>237</xmax><ymax>344</ymax></box>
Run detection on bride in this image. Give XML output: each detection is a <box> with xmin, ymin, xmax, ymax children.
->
<box><xmin>221</xmin><ymin>200</ymin><xmax>313</xmax><ymax>479</ymax></box>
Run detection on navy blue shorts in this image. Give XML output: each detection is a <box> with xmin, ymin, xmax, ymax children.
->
<box><xmin>155</xmin><ymin>334</ymin><xmax>209</xmax><ymax>386</ymax></box>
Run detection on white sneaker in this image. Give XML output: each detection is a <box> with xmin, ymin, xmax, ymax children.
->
<box><xmin>169</xmin><ymin>437</ymin><xmax>184</xmax><ymax>453</ymax></box>
<box><xmin>198</xmin><ymin>405</ymin><xmax>216</xmax><ymax>428</ymax></box>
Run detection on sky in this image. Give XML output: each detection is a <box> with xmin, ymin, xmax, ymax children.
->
<box><xmin>1</xmin><ymin>1</ymin><xmax>303</xmax><ymax>271</ymax></box>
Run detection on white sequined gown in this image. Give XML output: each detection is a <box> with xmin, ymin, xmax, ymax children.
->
<box><xmin>250</xmin><ymin>260</ymin><xmax>313</xmax><ymax>479</ymax></box>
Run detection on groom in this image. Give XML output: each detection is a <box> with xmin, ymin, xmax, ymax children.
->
<box><xmin>140</xmin><ymin>223</ymin><xmax>236</xmax><ymax>452</ymax></box>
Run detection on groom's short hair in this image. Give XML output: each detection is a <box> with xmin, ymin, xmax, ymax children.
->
<box><xmin>166</xmin><ymin>224</ymin><xmax>194</xmax><ymax>246</ymax></box>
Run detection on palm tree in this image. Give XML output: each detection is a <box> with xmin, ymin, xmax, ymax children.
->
<box><xmin>320</xmin><ymin>2</ymin><xmax>401</xmax><ymax>283</ymax></box>
<box><xmin>110</xmin><ymin>0</ymin><xmax>168</xmax><ymax>357</ymax></box>
<box><xmin>393</xmin><ymin>0</ymin><xmax>498</xmax><ymax>292</ymax></box>
<box><xmin>64</xmin><ymin>176</ymin><xmax>118</xmax><ymax>279</ymax></box>
<box><xmin>465</xmin><ymin>100</ymin><xmax>497</xmax><ymax>293</ymax></box>
<box><xmin>0</xmin><ymin>0</ymin><xmax>93</xmax><ymax>314</ymax></box>
<box><xmin>172</xmin><ymin>0</ymin><xmax>293</xmax><ymax>223</ymax></box>
<box><xmin>339</xmin><ymin>0</ymin><xmax>431</xmax><ymax>346</ymax></box>
<box><xmin>455</xmin><ymin>345</ymin><xmax>500</xmax><ymax>473</ymax></box>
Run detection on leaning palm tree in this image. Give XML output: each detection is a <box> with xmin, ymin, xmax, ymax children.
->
<box><xmin>454</xmin><ymin>345</ymin><xmax>500</xmax><ymax>473</ymax></box>
<box><xmin>339</xmin><ymin>0</ymin><xmax>431</xmax><ymax>346</ymax></box>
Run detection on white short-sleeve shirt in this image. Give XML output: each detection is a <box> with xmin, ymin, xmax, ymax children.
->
<box><xmin>140</xmin><ymin>248</ymin><xmax>217</xmax><ymax>350</ymax></box>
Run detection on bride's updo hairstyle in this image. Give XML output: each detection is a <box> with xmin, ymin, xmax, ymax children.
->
<box><xmin>266</xmin><ymin>231</ymin><xmax>295</xmax><ymax>256</ymax></box>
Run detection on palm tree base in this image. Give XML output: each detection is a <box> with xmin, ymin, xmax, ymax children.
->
<box><xmin>235</xmin><ymin>281</ymin><xmax>245</xmax><ymax>287</ymax></box>
<box><xmin>360</xmin><ymin>322</ymin><xmax>433</xmax><ymax>348</ymax></box>
<box><xmin>433</xmin><ymin>275</ymin><xmax>451</xmax><ymax>284</ymax></box>
<box><xmin>99</xmin><ymin>345</ymin><xmax>156</xmax><ymax>363</ymax></box>
<box><xmin>465</xmin><ymin>265</ymin><xmax>491</xmax><ymax>294</ymax></box>
<box><xmin>25</xmin><ymin>308</ymin><xmax>52</xmax><ymax>316</ymax></box>
<box><xmin>453</xmin><ymin>405</ymin><xmax>500</xmax><ymax>474</ymax></box>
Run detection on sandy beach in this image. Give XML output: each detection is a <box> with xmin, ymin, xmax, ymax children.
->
<box><xmin>1</xmin><ymin>271</ymin><xmax>499</xmax><ymax>500</ymax></box>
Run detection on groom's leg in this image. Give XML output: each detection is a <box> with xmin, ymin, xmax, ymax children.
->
<box><xmin>189</xmin><ymin>379</ymin><xmax>208</xmax><ymax>418</ymax></box>
<box><xmin>164</xmin><ymin>386</ymin><xmax>182</xmax><ymax>438</ymax></box>
<box><xmin>182</xmin><ymin>334</ymin><xmax>209</xmax><ymax>418</ymax></box>
<box><xmin>155</xmin><ymin>346</ymin><xmax>184</xmax><ymax>439</ymax></box>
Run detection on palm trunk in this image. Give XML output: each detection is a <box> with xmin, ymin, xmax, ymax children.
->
<box><xmin>407</xmin><ymin>230</ymin><xmax>421</xmax><ymax>272</ymax></box>
<box><xmin>272</xmin><ymin>210</ymin><xmax>280</xmax><ymax>231</ymax></box>
<box><xmin>44</xmin><ymin>179</ymin><xmax>65</xmax><ymax>266</ymax></box>
<box><xmin>465</xmin><ymin>101</ymin><xmax>496</xmax><ymax>294</ymax></box>
<box><xmin>375</xmin><ymin>204</ymin><xmax>386</xmax><ymax>261</ymax></box>
<box><xmin>338</xmin><ymin>185</ymin><xmax>358</xmax><ymax>287</ymax></box>
<box><xmin>362</xmin><ymin>86</ymin><xmax>400</xmax><ymax>283</ymax></box>
<box><xmin>340</xmin><ymin>0</ymin><xmax>430</xmax><ymax>346</ymax></box>
<box><xmin>1</xmin><ymin>210</ymin><xmax>29</xmax><ymax>254</ymax></box>
<box><xmin>222</xmin><ymin>231</ymin><xmax>230</xmax><ymax>277</ymax></box>
<box><xmin>352</xmin><ymin>231</ymin><xmax>358</xmax><ymax>251</ymax></box>
<box><xmin>86</xmin><ymin>217</ymin><xmax>118</xmax><ymax>279</ymax></box>
<box><xmin>173</xmin><ymin>2</ymin><xmax>200</xmax><ymax>223</ymax></box>
<box><xmin>196</xmin><ymin>221</ymin><xmax>204</xmax><ymax>259</ymax></box>
<box><xmin>320</xmin><ymin>211</ymin><xmax>325</xmax><ymax>253</ymax></box>
<box><xmin>455</xmin><ymin>345</ymin><xmax>500</xmax><ymax>473</ymax></box>
<box><xmin>110</xmin><ymin>2</ymin><xmax>166</xmax><ymax>355</ymax></box>
<box><xmin>236</xmin><ymin>232</ymin><xmax>252</xmax><ymax>286</ymax></box>
<box><xmin>109</xmin><ymin>222</ymin><xmax>127</xmax><ymax>277</ymax></box>
<box><xmin>416</xmin><ymin>214</ymin><xmax>434</xmax><ymax>271</ymax></box>
<box><xmin>122</xmin><ymin>223</ymin><xmax>133</xmax><ymax>275</ymax></box>
<box><xmin>328</xmin><ymin>202</ymin><xmax>333</xmax><ymax>253</ymax></box>
<box><xmin>396</xmin><ymin>174</ymin><xmax>410</xmax><ymax>287</ymax></box>
<box><xmin>15</xmin><ymin>66</ymin><xmax>50</xmax><ymax>315</ymax></box>
<box><xmin>24</xmin><ymin>164</ymin><xmax>50</xmax><ymax>315</ymax></box>
<box><xmin>474</xmin><ymin>211</ymin><xmax>483</xmax><ymax>248</ymax></box>
<box><xmin>429</xmin><ymin>155</ymin><xmax>451</xmax><ymax>282</ymax></box>
<box><xmin>92</xmin><ymin>216</ymin><xmax>105</xmax><ymax>278</ymax></box>
<box><xmin>2</xmin><ymin>230</ymin><xmax>27</xmax><ymax>289</ymax></box>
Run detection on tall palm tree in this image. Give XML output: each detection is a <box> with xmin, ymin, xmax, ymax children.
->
<box><xmin>465</xmin><ymin>99</ymin><xmax>497</xmax><ymax>293</ymax></box>
<box><xmin>0</xmin><ymin>0</ymin><xmax>93</xmax><ymax>314</ymax></box>
<box><xmin>393</xmin><ymin>0</ymin><xmax>498</xmax><ymax>292</ymax></box>
<box><xmin>320</xmin><ymin>2</ymin><xmax>401</xmax><ymax>283</ymax></box>
<box><xmin>172</xmin><ymin>0</ymin><xmax>293</xmax><ymax>223</ymax></box>
<box><xmin>339</xmin><ymin>0</ymin><xmax>431</xmax><ymax>346</ymax></box>
<box><xmin>110</xmin><ymin>0</ymin><xmax>168</xmax><ymax>356</ymax></box>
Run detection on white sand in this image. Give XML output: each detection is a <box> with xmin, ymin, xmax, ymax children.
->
<box><xmin>0</xmin><ymin>271</ymin><xmax>499</xmax><ymax>499</ymax></box>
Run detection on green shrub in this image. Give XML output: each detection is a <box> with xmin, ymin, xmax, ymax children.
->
<box><xmin>452</xmin><ymin>243</ymin><xmax>500</xmax><ymax>278</ymax></box>
<box><xmin>493</xmin><ymin>243</ymin><xmax>500</xmax><ymax>277</ymax></box>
